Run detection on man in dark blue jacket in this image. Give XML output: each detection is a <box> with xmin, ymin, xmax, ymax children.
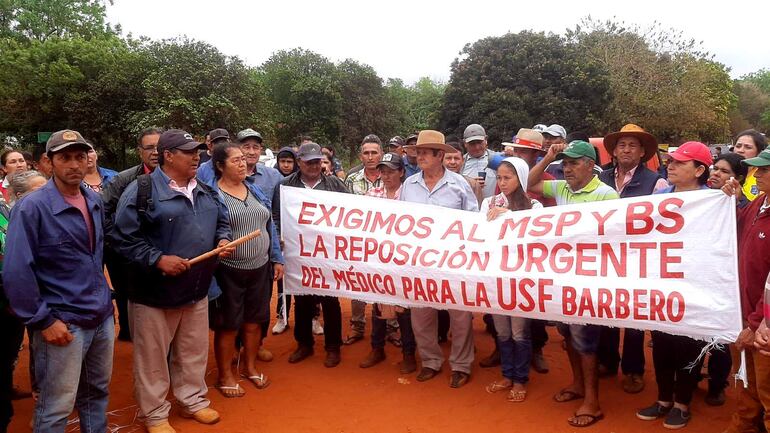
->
<box><xmin>597</xmin><ymin>124</ymin><xmax>667</xmax><ymax>395</ymax></box>
<box><xmin>3</xmin><ymin>130</ymin><xmax>114</xmax><ymax>433</ymax></box>
<box><xmin>110</xmin><ymin>129</ymin><xmax>232</xmax><ymax>433</ymax></box>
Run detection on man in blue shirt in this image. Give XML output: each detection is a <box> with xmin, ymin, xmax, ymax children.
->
<box><xmin>197</xmin><ymin>129</ymin><xmax>283</xmax><ymax>205</ymax></box>
<box><xmin>111</xmin><ymin>129</ymin><xmax>232</xmax><ymax>433</ymax></box>
<box><xmin>400</xmin><ymin>130</ymin><xmax>478</xmax><ymax>389</ymax></box>
<box><xmin>3</xmin><ymin>129</ymin><xmax>114</xmax><ymax>433</ymax></box>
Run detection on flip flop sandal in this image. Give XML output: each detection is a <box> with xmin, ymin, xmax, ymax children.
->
<box><xmin>215</xmin><ymin>383</ymin><xmax>245</xmax><ymax>398</ymax></box>
<box><xmin>343</xmin><ymin>333</ymin><xmax>364</xmax><ymax>345</ymax></box>
<box><xmin>507</xmin><ymin>389</ymin><xmax>527</xmax><ymax>403</ymax></box>
<box><xmin>485</xmin><ymin>381</ymin><xmax>513</xmax><ymax>394</ymax></box>
<box><xmin>567</xmin><ymin>412</ymin><xmax>604</xmax><ymax>428</ymax></box>
<box><xmin>553</xmin><ymin>388</ymin><xmax>584</xmax><ymax>403</ymax></box>
<box><xmin>247</xmin><ymin>373</ymin><xmax>271</xmax><ymax>389</ymax></box>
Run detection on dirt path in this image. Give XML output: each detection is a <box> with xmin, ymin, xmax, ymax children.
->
<box><xmin>9</xmin><ymin>299</ymin><xmax>735</xmax><ymax>433</ymax></box>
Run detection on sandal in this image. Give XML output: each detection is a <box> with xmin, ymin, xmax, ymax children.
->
<box><xmin>215</xmin><ymin>383</ymin><xmax>245</xmax><ymax>398</ymax></box>
<box><xmin>553</xmin><ymin>388</ymin><xmax>584</xmax><ymax>403</ymax></box>
<box><xmin>507</xmin><ymin>389</ymin><xmax>527</xmax><ymax>403</ymax></box>
<box><xmin>246</xmin><ymin>373</ymin><xmax>271</xmax><ymax>389</ymax></box>
<box><xmin>485</xmin><ymin>380</ymin><xmax>513</xmax><ymax>394</ymax></box>
<box><xmin>567</xmin><ymin>412</ymin><xmax>604</xmax><ymax>428</ymax></box>
<box><xmin>343</xmin><ymin>332</ymin><xmax>364</xmax><ymax>345</ymax></box>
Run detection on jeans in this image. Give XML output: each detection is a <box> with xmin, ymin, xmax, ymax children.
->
<box><xmin>531</xmin><ymin>319</ymin><xmax>548</xmax><ymax>352</ymax></box>
<box><xmin>557</xmin><ymin>323</ymin><xmax>601</xmax><ymax>354</ymax></box>
<box><xmin>32</xmin><ymin>316</ymin><xmax>114</xmax><ymax>433</ymax></box>
<box><xmin>493</xmin><ymin>315</ymin><xmax>531</xmax><ymax>384</ymax></box>
<box><xmin>371</xmin><ymin>309</ymin><xmax>416</xmax><ymax>355</ymax></box>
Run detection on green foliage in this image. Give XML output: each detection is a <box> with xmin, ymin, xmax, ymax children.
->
<box><xmin>733</xmin><ymin>69</ymin><xmax>770</xmax><ymax>134</ymax></box>
<box><xmin>385</xmin><ymin>77</ymin><xmax>445</xmax><ymax>135</ymax></box>
<box><xmin>0</xmin><ymin>0</ymin><xmax>114</xmax><ymax>42</ymax></box>
<box><xmin>260</xmin><ymin>48</ymin><xmax>341</xmax><ymax>147</ymax></box>
<box><xmin>440</xmin><ymin>31</ymin><xmax>611</xmax><ymax>146</ymax></box>
<box><xmin>568</xmin><ymin>17</ymin><xmax>736</xmax><ymax>143</ymax></box>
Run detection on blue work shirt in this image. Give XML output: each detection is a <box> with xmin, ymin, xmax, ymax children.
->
<box><xmin>97</xmin><ymin>166</ymin><xmax>119</xmax><ymax>188</ymax></box>
<box><xmin>197</xmin><ymin>160</ymin><xmax>283</xmax><ymax>206</ymax></box>
<box><xmin>403</xmin><ymin>155</ymin><xmax>420</xmax><ymax>178</ymax></box>
<box><xmin>2</xmin><ymin>180</ymin><xmax>113</xmax><ymax>330</ymax></box>
<box><xmin>110</xmin><ymin>168</ymin><xmax>232</xmax><ymax>308</ymax></box>
<box><xmin>400</xmin><ymin>168</ymin><xmax>479</xmax><ymax>212</ymax></box>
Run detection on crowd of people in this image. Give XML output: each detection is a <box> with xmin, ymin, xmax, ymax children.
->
<box><xmin>0</xmin><ymin>121</ymin><xmax>768</xmax><ymax>433</ymax></box>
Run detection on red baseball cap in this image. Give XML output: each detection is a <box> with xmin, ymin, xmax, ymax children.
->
<box><xmin>669</xmin><ymin>141</ymin><xmax>712</xmax><ymax>166</ymax></box>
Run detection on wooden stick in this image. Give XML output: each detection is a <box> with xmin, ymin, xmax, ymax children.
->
<box><xmin>186</xmin><ymin>229</ymin><xmax>261</xmax><ymax>266</ymax></box>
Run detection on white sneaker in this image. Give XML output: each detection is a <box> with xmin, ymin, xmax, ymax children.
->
<box><xmin>272</xmin><ymin>317</ymin><xmax>287</xmax><ymax>335</ymax></box>
<box><xmin>312</xmin><ymin>318</ymin><xmax>324</xmax><ymax>335</ymax></box>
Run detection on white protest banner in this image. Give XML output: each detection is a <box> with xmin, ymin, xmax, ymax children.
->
<box><xmin>280</xmin><ymin>186</ymin><xmax>742</xmax><ymax>343</ymax></box>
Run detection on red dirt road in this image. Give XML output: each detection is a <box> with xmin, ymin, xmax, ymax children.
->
<box><xmin>9</xmin><ymin>298</ymin><xmax>736</xmax><ymax>433</ymax></box>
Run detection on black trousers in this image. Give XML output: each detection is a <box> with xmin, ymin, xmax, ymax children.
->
<box><xmin>598</xmin><ymin>326</ymin><xmax>646</xmax><ymax>375</ymax></box>
<box><xmin>294</xmin><ymin>295</ymin><xmax>342</xmax><ymax>351</ymax></box>
<box><xmin>651</xmin><ymin>331</ymin><xmax>706</xmax><ymax>405</ymax></box>
<box><xmin>531</xmin><ymin>319</ymin><xmax>549</xmax><ymax>351</ymax></box>
<box><xmin>1</xmin><ymin>308</ymin><xmax>24</xmax><ymax>433</ymax></box>
<box><xmin>707</xmin><ymin>345</ymin><xmax>732</xmax><ymax>393</ymax></box>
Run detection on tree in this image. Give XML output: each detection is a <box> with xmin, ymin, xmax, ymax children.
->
<box><xmin>336</xmin><ymin>59</ymin><xmax>394</xmax><ymax>158</ymax></box>
<box><xmin>567</xmin><ymin>17</ymin><xmax>736</xmax><ymax>143</ymax></box>
<box><xmin>260</xmin><ymin>48</ymin><xmax>342</xmax><ymax>146</ymax></box>
<box><xmin>386</xmin><ymin>77</ymin><xmax>445</xmax><ymax>135</ymax></box>
<box><xmin>128</xmin><ymin>38</ymin><xmax>265</xmax><ymax>140</ymax></box>
<box><xmin>439</xmin><ymin>31</ymin><xmax>611</xmax><ymax>146</ymax></box>
<box><xmin>732</xmin><ymin>70</ymin><xmax>770</xmax><ymax>134</ymax></box>
<box><xmin>0</xmin><ymin>0</ymin><xmax>115</xmax><ymax>42</ymax></box>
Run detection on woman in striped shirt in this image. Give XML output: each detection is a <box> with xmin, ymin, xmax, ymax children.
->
<box><xmin>210</xmin><ymin>142</ymin><xmax>284</xmax><ymax>398</ymax></box>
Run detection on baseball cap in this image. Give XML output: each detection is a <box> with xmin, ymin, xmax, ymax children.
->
<box><xmin>669</xmin><ymin>141</ymin><xmax>713</xmax><ymax>166</ymax></box>
<box><xmin>377</xmin><ymin>152</ymin><xmax>405</xmax><ymax>170</ymax></box>
<box><xmin>556</xmin><ymin>140</ymin><xmax>597</xmax><ymax>161</ymax></box>
<box><xmin>158</xmin><ymin>129</ymin><xmax>204</xmax><ymax>152</ymax></box>
<box><xmin>543</xmin><ymin>124</ymin><xmax>567</xmax><ymax>138</ymax></box>
<box><xmin>236</xmin><ymin>128</ymin><xmax>263</xmax><ymax>143</ymax></box>
<box><xmin>208</xmin><ymin>128</ymin><xmax>230</xmax><ymax>142</ymax></box>
<box><xmin>405</xmin><ymin>133</ymin><xmax>419</xmax><ymax>144</ymax></box>
<box><xmin>297</xmin><ymin>142</ymin><xmax>323</xmax><ymax>161</ymax></box>
<box><xmin>46</xmin><ymin>129</ymin><xmax>93</xmax><ymax>154</ymax></box>
<box><xmin>532</xmin><ymin>124</ymin><xmax>548</xmax><ymax>133</ymax></box>
<box><xmin>743</xmin><ymin>148</ymin><xmax>770</xmax><ymax>167</ymax></box>
<box><xmin>463</xmin><ymin>124</ymin><xmax>486</xmax><ymax>142</ymax></box>
<box><xmin>388</xmin><ymin>136</ymin><xmax>405</xmax><ymax>148</ymax></box>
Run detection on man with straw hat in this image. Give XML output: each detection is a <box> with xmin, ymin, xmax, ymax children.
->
<box><xmin>400</xmin><ymin>130</ymin><xmax>479</xmax><ymax>388</ymax></box>
<box><xmin>597</xmin><ymin>124</ymin><xmax>667</xmax><ymax>394</ymax></box>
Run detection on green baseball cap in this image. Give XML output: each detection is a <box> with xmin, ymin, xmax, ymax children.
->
<box><xmin>743</xmin><ymin>149</ymin><xmax>770</xmax><ymax>167</ymax></box>
<box><xmin>556</xmin><ymin>140</ymin><xmax>596</xmax><ymax>162</ymax></box>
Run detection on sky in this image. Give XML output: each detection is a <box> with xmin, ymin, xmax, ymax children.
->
<box><xmin>106</xmin><ymin>0</ymin><xmax>769</xmax><ymax>84</ymax></box>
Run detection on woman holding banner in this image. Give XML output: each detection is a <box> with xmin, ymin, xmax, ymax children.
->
<box><xmin>209</xmin><ymin>142</ymin><xmax>284</xmax><ymax>397</ymax></box>
<box><xmin>636</xmin><ymin>142</ymin><xmax>712</xmax><ymax>429</ymax></box>
<box><xmin>480</xmin><ymin>157</ymin><xmax>542</xmax><ymax>403</ymax></box>
<box><xmin>722</xmin><ymin>146</ymin><xmax>770</xmax><ymax>433</ymax></box>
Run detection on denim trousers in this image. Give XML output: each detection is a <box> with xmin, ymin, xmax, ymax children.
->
<box><xmin>492</xmin><ymin>314</ymin><xmax>531</xmax><ymax>384</ymax></box>
<box><xmin>31</xmin><ymin>316</ymin><xmax>114</xmax><ymax>433</ymax></box>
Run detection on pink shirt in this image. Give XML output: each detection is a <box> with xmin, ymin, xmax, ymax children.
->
<box><xmin>169</xmin><ymin>177</ymin><xmax>197</xmax><ymax>205</ymax></box>
<box><xmin>615</xmin><ymin>166</ymin><xmax>669</xmax><ymax>194</ymax></box>
<box><xmin>62</xmin><ymin>191</ymin><xmax>94</xmax><ymax>251</ymax></box>
<box><xmin>366</xmin><ymin>185</ymin><xmax>402</xmax><ymax>200</ymax></box>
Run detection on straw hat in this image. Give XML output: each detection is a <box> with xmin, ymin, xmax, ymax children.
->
<box><xmin>509</xmin><ymin>128</ymin><xmax>545</xmax><ymax>152</ymax></box>
<box><xmin>603</xmin><ymin>124</ymin><xmax>658</xmax><ymax>162</ymax></box>
<box><xmin>408</xmin><ymin>130</ymin><xmax>456</xmax><ymax>154</ymax></box>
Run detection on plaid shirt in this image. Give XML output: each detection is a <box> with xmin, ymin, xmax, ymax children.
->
<box><xmin>366</xmin><ymin>185</ymin><xmax>402</xmax><ymax>200</ymax></box>
<box><xmin>345</xmin><ymin>170</ymin><xmax>381</xmax><ymax>195</ymax></box>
